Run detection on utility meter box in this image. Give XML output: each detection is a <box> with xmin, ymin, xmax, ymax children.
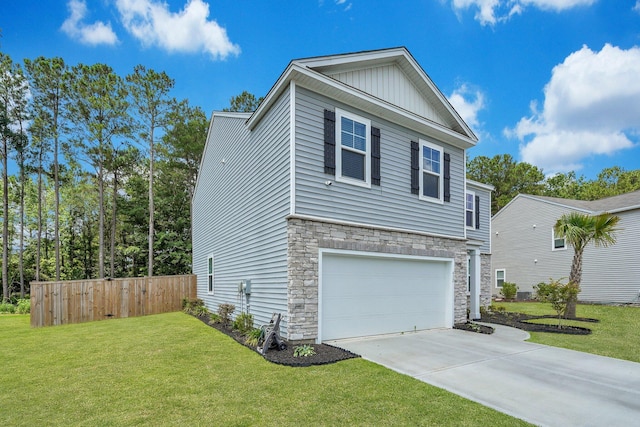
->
<box><xmin>239</xmin><ymin>279</ymin><xmax>251</xmax><ymax>295</ymax></box>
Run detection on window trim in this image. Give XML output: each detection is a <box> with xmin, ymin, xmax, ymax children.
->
<box><xmin>495</xmin><ymin>269</ymin><xmax>505</xmax><ymax>288</ymax></box>
<box><xmin>465</xmin><ymin>190</ymin><xmax>476</xmax><ymax>229</ymax></box>
<box><xmin>419</xmin><ymin>139</ymin><xmax>444</xmax><ymax>204</ymax></box>
<box><xmin>207</xmin><ymin>254</ymin><xmax>214</xmax><ymax>294</ymax></box>
<box><xmin>335</xmin><ymin>108</ymin><xmax>371</xmax><ymax>188</ymax></box>
<box><xmin>552</xmin><ymin>230</ymin><xmax>567</xmax><ymax>251</ymax></box>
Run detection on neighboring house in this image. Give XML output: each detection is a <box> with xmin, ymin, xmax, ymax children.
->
<box><xmin>492</xmin><ymin>191</ymin><xmax>640</xmax><ymax>304</ymax></box>
<box><xmin>192</xmin><ymin>47</ymin><xmax>493</xmax><ymax>343</ymax></box>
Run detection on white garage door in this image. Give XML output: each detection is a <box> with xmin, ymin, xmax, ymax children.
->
<box><xmin>320</xmin><ymin>251</ymin><xmax>453</xmax><ymax>341</ymax></box>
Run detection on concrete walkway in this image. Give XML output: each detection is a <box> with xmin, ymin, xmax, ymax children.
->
<box><xmin>328</xmin><ymin>325</ymin><xmax>640</xmax><ymax>426</ymax></box>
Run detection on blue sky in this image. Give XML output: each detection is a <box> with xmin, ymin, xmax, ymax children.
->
<box><xmin>2</xmin><ymin>0</ymin><xmax>640</xmax><ymax>178</ymax></box>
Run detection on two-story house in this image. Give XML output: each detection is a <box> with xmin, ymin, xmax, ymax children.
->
<box><xmin>492</xmin><ymin>191</ymin><xmax>640</xmax><ymax>303</ymax></box>
<box><xmin>192</xmin><ymin>48</ymin><xmax>493</xmax><ymax>343</ymax></box>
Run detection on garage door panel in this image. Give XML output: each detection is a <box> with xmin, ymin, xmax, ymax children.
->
<box><xmin>321</xmin><ymin>253</ymin><xmax>452</xmax><ymax>341</ymax></box>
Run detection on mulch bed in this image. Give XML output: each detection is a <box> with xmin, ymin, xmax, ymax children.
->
<box><xmin>192</xmin><ymin>309</ymin><xmax>597</xmax><ymax>366</ymax></box>
<box><xmin>454</xmin><ymin>322</ymin><xmax>495</xmax><ymax>334</ymax></box>
<box><xmin>480</xmin><ymin>311</ymin><xmax>596</xmax><ymax>335</ymax></box>
<box><xmin>193</xmin><ymin>314</ymin><xmax>360</xmax><ymax>367</ymax></box>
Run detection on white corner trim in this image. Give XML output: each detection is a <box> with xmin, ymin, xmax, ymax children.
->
<box><xmin>289</xmin><ymin>81</ymin><xmax>296</xmax><ymax>217</ymax></box>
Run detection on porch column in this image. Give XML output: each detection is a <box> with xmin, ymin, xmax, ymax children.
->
<box><xmin>470</xmin><ymin>248</ymin><xmax>481</xmax><ymax>320</ymax></box>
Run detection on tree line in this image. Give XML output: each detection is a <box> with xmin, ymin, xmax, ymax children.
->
<box><xmin>1</xmin><ymin>52</ymin><xmax>208</xmax><ymax>301</ymax></box>
<box><xmin>466</xmin><ymin>154</ymin><xmax>640</xmax><ymax>215</ymax></box>
<box><xmin>2</xmin><ymin>50</ymin><xmax>638</xmax><ymax>304</ymax></box>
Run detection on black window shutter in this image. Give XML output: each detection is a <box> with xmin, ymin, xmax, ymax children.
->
<box><xmin>324</xmin><ymin>109</ymin><xmax>336</xmax><ymax>175</ymax></box>
<box><xmin>410</xmin><ymin>141</ymin><xmax>419</xmax><ymax>194</ymax></box>
<box><xmin>443</xmin><ymin>152</ymin><xmax>451</xmax><ymax>202</ymax></box>
<box><xmin>371</xmin><ymin>127</ymin><xmax>381</xmax><ymax>186</ymax></box>
<box><xmin>475</xmin><ymin>195</ymin><xmax>480</xmax><ymax>229</ymax></box>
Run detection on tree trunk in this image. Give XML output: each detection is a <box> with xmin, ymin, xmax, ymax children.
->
<box><xmin>566</xmin><ymin>248</ymin><xmax>584</xmax><ymax>318</ymax></box>
<box><xmin>98</xmin><ymin>167</ymin><xmax>105</xmax><ymax>279</ymax></box>
<box><xmin>148</xmin><ymin>126</ymin><xmax>154</xmax><ymax>277</ymax></box>
<box><xmin>54</xmin><ymin>115</ymin><xmax>60</xmax><ymax>281</ymax></box>
<box><xmin>2</xmin><ymin>134</ymin><xmax>8</xmax><ymax>302</ymax></box>
<box><xmin>19</xmin><ymin>158</ymin><xmax>25</xmax><ymax>297</ymax></box>
<box><xmin>110</xmin><ymin>169</ymin><xmax>117</xmax><ymax>278</ymax></box>
<box><xmin>35</xmin><ymin>153</ymin><xmax>42</xmax><ymax>282</ymax></box>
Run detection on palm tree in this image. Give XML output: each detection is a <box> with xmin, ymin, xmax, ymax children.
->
<box><xmin>554</xmin><ymin>212</ymin><xmax>620</xmax><ymax>318</ymax></box>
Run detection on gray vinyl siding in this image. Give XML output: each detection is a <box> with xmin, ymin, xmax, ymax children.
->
<box><xmin>294</xmin><ymin>87</ymin><xmax>466</xmax><ymax>238</ymax></box>
<box><xmin>580</xmin><ymin>208</ymin><xmax>640</xmax><ymax>303</ymax></box>
<box><xmin>192</xmin><ymin>90</ymin><xmax>291</xmax><ymax>332</ymax></box>
<box><xmin>492</xmin><ymin>196</ymin><xmax>640</xmax><ymax>303</ymax></box>
<box><xmin>466</xmin><ymin>184</ymin><xmax>492</xmax><ymax>253</ymax></box>
<box><xmin>492</xmin><ymin>197</ymin><xmax>574</xmax><ymax>295</ymax></box>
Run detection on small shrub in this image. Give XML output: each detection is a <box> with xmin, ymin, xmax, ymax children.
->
<box><xmin>293</xmin><ymin>344</ymin><xmax>316</xmax><ymax>357</ymax></box>
<box><xmin>182</xmin><ymin>298</ymin><xmax>205</xmax><ymax>315</ymax></box>
<box><xmin>233</xmin><ymin>312</ymin><xmax>254</xmax><ymax>335</ymax></box>
<box><xmin>208</xmin><ymin>313</ymin><xmax>221</xmax><ymax>325</ymax></box>
<box><xmin>192</xmin><ymin>305</ymin><xmax>209</xmax><ymax>317</ymax></box>
<box><xmin>15</xmin><ymin>299</ymin><xmax>30</xmax><ymax>314</ymax></box>
<box><xmin>217</xmin><ymin>304</ymin><xmax>235</xmax><ymax>328</ymax></box>
<box><xmin>488</xmin><ymin>303</ymin><xmax>506</xmax><ymax>314</ymax></box>
<box><xmin>534</xmin><ymin>278</ymin><xmax>580</xmax><ymax>327</ymax></box>
<box><xmin>500</xmin><ymin>282</ymin><xmax>518</xmax><ymax>300</ymax></box>
<box><xmin>0</xmin><ymin>302</ymin><xmax>16</xmax><ymax>314</ymax></box>
<box><xmin>244</xmin><ymin>328</ymin><xmax>263</xmax><ymax>347</ymax></box>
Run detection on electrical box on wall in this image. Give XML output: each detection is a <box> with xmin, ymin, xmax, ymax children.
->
<box><xmin>239</xmin><ymin>279</ymin><xmax>251</xmax><ymax>295</ymax></box>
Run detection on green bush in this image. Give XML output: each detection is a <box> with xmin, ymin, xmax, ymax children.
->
<box><xmin>217</xmin><ymin>304</ymin><xmax>235</xmax><ymax>328</ymax></box>
<box><xmin>500</xmin><ymin>282</ymin><xmax>518</xmax><ymax>300</ymax></box>
<box><xmin>244</xmin><ymin>328</ymin><xmax>262</xmax><ymax>347</ymax></box>
<box><xmin>15</xmin><ymin>299</ymin><xmax>30</xmax><ymax>314</ymax></box>
<box><xmin>534</xmin><ymin>278</ymin><xmax>580</xmax><ymax>327</ymax></box>
<box><xmin>182</xmin><ymin>298</ymin><xmax>206</xmax><ymax>316</ymax></box>
<box><xmin>233</xmin><ymin>312</ymin><xmax>254</xmax><ymax>335</ymax></box>
<box><xmin>0</xmin><ymin>302</ymin><xmax>16</xmax><ymax>314</ymax></box>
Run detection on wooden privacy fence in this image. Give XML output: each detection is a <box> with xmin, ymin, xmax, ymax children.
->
<box><xmin>30</xmin><ymin>275</ymin><xmax>197</xmax><ymax>328</ymax></box>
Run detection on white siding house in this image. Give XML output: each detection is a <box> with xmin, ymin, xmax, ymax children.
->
<box><xmin>192</xmin><ymin>48</ymin><xmax>493</xmax><ymax>343</ymax></box>
<box><xmin>492</xmin><ymin>191</ymin><xmax>640</xmax><ymax>304</ymax></box>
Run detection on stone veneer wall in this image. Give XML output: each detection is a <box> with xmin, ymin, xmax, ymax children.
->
<box><xmin>480</xmin><ymin>254</ymin><xmax>492</xmax><ymax>308</ymax></box>
<box><xmin>287</xmin><ymin>216</ymin><xmax>468</xmax><ymax>342</ymax></box>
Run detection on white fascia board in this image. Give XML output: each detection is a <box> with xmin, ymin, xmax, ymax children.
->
<box><xmin>466</xmin><ymin>179</ymin><xmax>495</xmax><ymax>191</ymax></box>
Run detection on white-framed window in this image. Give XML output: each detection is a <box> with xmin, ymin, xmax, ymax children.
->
<box><xmin>336</xmin><ymin>108</ymin><xmax>371</xmax><ymax>187</ymax></box>
<box><xmin>552</xmin><ymin>230</ymin><xmax>566</xmax><ymax>251</ymax></box>
<box><xmin>495</xmin><ymin>269</ymin><xmax>505</xmax><ymax>288</ymax></box>
<box><xmin>465</xmin><ymin>191</ymin><xmax>476</xmax><ymax>228</ymax></box>
<box><xmin>420</xmin><ymin>139</ymin><xmax>443</xmax><ymax>203</ymax></box>
<box><xmin>207</xmin><ymin>254</ymin><xmax>214</xmax><ymax>294</ymax></box>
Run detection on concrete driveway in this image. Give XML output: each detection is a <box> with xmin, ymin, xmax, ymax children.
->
<box><xmin>328</xmin><ymin>325</ymin><xmax>640</xmax><ymax>426</ymax></box>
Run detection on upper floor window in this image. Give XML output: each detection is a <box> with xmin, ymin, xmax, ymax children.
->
<box><xmin>466</xmin><ymin>191</ymin><xmax>476</xmax><ymax>228</ymax></box>
<box><xmin>336</xmin><ymin>108</ymin><xmax>371</xmax><ymax>187</ymax></box>
<box><xmin>207</xmin><ymin>255</ymin><xmax>214</xmax><ymax>294</ymax></box>
<box><xmin>420</xmin><ymin>140</ymin><xmax>443</xmax><ymax>203</ymax></box>
<box><xmin>552</xmin><ymin>230</ymin><xmax>566</xmax><ymax>251</ymax></box>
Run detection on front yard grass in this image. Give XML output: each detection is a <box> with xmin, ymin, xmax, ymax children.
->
<box><xmin>493</xmin><ymin>302</ymin><xmax>640</xmax><ymax>363</ymax></box>
<box><xmin>0</xmin><ymin>313</ymin><xmax>529</xmax><ymax>426</ymax></box>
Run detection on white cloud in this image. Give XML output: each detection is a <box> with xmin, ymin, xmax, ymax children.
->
<box><xmin>507</xmin><ymin>44</ymin><xmax>640</xmax><ymax>174</ymax></box>
<box><xmin>115</xmin><ymin>0</ymin><xmax>240</xmax><ymax>59</ymax></box>
<box><xmin>450</xmin><ymin>0</ymin><xmax>595</xmax><ymax>26</ymax></box>
<box><xmin>634</xmin><ymin>1</ymin><xmax>640</xmax><ymax>13</ymax></box>
<box><xmin>448</xmin><ymin>83</ymin><xmax>486</xmax><ymax>131</ymax></box>
<box><xmin>61</xmin><ymin>0</ymin><xmax>118</xmax><ymax>45</ymax></box>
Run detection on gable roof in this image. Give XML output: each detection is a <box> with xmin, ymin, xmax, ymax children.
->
<box><xmin>247</xmin><ymin>47</ymin><xmax>477</xmax><ymax>150</ymax></box>
<box><xmin>495</xmin><ymin>190</ymin><xmax>640</xmax><ymax>218</ymax></box>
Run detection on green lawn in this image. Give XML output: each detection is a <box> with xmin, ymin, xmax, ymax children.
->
<box><xmin>0</xmin><ymin>313</ymin><xmax>529</xmax><ymax>426</ymax></box>
<box><xmin>493</xmin><ymin>302</ymin><xmax>640</xmax><ymax>363</ymax></box>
